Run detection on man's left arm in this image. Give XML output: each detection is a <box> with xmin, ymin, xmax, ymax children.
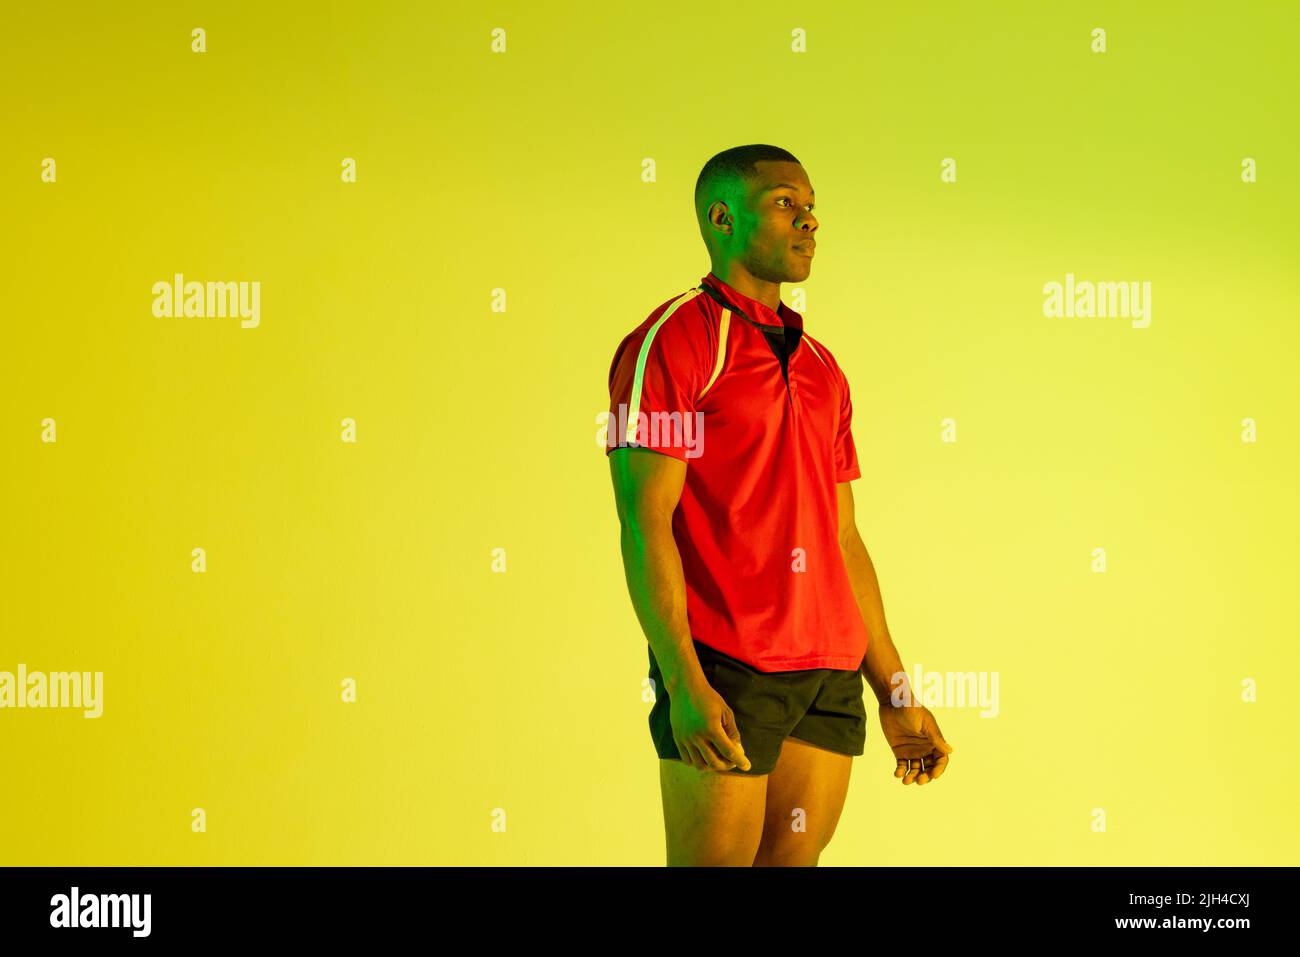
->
<box><xmin>837</xmin><ymin>481</ymin><xmax>954</xmax><ymax>785</ymax></box>
<box><xmin>836</xmin><ymin>481</ymin><xmax>905</xmax><ymax>704</ymax></box>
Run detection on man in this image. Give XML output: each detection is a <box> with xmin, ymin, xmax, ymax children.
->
<box><xmin>605</xmin><ymin>144</ymin><xmax>953</xmax><ymax>867</ymax></box>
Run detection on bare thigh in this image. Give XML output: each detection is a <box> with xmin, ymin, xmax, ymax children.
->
<box><xmin>752</xmin><ymin>736</ymin><xmax>853</xmax><ymax>867</ymax></box>
<box><xmin>658</xmin><ymin>759</ymin><xmax>768</xmax><ymax>866</ymax></box>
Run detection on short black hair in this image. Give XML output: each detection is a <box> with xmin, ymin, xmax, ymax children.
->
<box><xmin>694</xmin><ymin>144</ymin><xmax>801</xmax><ymax>213</ymax></box>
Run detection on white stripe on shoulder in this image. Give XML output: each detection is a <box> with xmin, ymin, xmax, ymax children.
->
<box><xmin>696</xmin><ymin>309</ymin><xmax>731</xmax><ymax>402</ymax></box>
<box><xmin>624</xmin><ymin>287</ymin><xmax>705</xmax><ymax>443</ymax></box>
<box><xmin>802</xmin><ymin>334</ymin><xmax>830</xmax><ymax>369</ymax></box>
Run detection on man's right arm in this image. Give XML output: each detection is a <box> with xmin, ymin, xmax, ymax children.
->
<box><xmin>607</xmin><ymin>447</ymin><xmax>704</xmax><ymax>697</ymax></box>
<box><xmin>607</xmin><ymin>447</ymin><xmax>749</xmax><ymax>772</ymax></box>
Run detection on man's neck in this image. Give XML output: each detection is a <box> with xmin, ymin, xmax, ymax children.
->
<box><xmin>711</xmin><ymin>264</ymin><xmax>782</xmax><ymax>314</ymax></box>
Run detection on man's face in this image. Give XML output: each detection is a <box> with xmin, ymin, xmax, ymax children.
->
<box><xmin>732</xmin><ymin>160</ymin><xmax>818</xmax><ymax>283</ymax></box>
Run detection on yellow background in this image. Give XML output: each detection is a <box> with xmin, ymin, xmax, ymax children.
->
<box><xmin>2</xmin><ymin>1</ymin><xmax>1296</xmax><ymax>865</ymax></box>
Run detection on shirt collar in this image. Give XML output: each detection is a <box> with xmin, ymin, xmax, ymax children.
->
<box><xmin>701</xmin><ymin>272</ymin><xmax>803</xmax><ymax>332</ymax></box>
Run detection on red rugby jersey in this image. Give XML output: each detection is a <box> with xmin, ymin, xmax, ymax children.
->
<box><xmin>605</xmin><ymin>271</ymin><xmax>870</xmax><ymax>672</ymax></box>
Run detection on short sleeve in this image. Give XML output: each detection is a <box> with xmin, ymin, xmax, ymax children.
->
<box><xmin>605</xmin><ymin>314</ymin><xmax>708</xmax><ymax>463</ymax></box>
<box><xmin>833</xmin><ymin>364</ymin><xmax>862</xmax><ymax>484</ymax></box>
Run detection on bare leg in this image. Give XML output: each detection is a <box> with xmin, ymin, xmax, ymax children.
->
<box><xmin>658</xmin><ymin>759</ymin><xmax>768</xmax><ymax>866</ymax></box>
<box><xmin>751</xmin><ymin>736</ymin><xmax>852</xmax><ymax>867</ymax></box>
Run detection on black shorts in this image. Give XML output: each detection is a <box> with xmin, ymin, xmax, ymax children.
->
<box><xmin>647</xmin><ymin>639</ymin><xmax>868</xmax><ymax>776</ymax></box>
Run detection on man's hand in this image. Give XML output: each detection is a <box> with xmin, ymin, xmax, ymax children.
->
<box><xmin>669</xmin><ymin>677</ymin><xmax>751</xmax><ymax>773</ymax></box>
<box><xmin>878</xmin><ymin>702</ymin><xmax>953</xmax><ymax>785</ymax></box>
